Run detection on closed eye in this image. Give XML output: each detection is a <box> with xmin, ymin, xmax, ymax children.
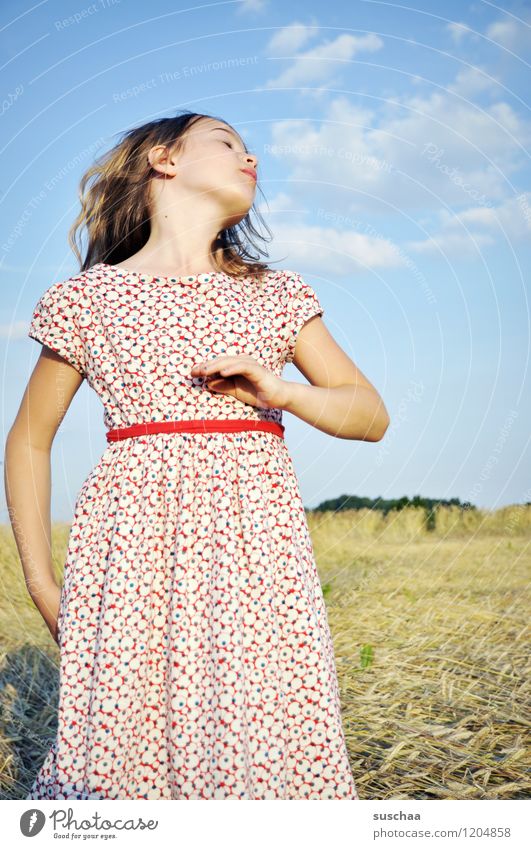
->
<box><xmin>222</xmin><ymin>141</ymin><xmax>232</xmax><ymax>148</ymax></box>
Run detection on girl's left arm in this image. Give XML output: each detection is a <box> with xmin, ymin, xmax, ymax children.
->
<box><xmin>281</xmin><ymin>315</ymin><xmax>390</xmax><ymax>441</ymax></box>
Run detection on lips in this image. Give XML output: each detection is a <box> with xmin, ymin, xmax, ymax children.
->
<box><xmin>241</xmin><ymin>168</ymin><xmax>257</xmax><ymax>181</ymax></box>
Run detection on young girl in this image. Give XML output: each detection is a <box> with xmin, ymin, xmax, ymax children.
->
<box><xmin>6</xmin><ymin>110</ymin><xmax>389</xmax><ymax>801</ymax></box>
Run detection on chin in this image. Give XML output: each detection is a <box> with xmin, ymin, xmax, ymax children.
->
<box><xmin>220</xmin><ymin>186</ymin><xmax>255</xmax><ymax>217</ymax></box>
<box><xmin>224</xmin><ymin>207</ymin><xmax>252</xmax><ymax>228</ymax></box>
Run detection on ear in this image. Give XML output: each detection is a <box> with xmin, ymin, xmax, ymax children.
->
<box><xmin>147</xmin><ymin>144</ymin><xmax>177</xmax><ymax>175</ymax></box>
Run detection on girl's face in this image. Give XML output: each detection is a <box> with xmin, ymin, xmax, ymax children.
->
<box><xmin>172</xmin><ymin>117</ymin><xmax>259</xmax><ymax>222</ymax></box>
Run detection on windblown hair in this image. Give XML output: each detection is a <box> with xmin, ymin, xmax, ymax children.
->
<box><xmin>68</xmin><ymin>110</ymin><xmax>276</xmax><ymax>280</ymax></box>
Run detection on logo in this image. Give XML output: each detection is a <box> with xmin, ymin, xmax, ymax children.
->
<box><xmin>20</xmin><ymin>809</ymin><xmax>46</xmax><ymax>836</ymax></box>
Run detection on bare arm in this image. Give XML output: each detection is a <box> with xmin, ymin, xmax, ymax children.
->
<box><xmin>4</xmin><ymin>346</ymin><xmax>84</xmax><ymax>643</ymax></box>
<box><xmin>282</xmin><ymin>315</ymin><xmax>390</xmax><ymax>441</ymax></box>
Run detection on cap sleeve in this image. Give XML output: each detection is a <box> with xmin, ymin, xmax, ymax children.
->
<box><xmin>28</xmin><ymin>278</ymin><xmax>87</xmax><ymax>376</ymax></box>
<box><xmin>283</xmin><ymin>271</ymin><xmax>324</xmax><ymax>364</ymax></box>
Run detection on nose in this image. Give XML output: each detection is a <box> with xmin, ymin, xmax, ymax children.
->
<box><xmin>244</xmin><ymin>152</ymin><xmax>258</xmax><ymax>170</ymax></box>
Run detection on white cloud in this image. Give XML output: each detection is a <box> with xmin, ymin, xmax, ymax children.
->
<box><xmin>446</xmin><ymin>21</ymin><xmax>478</xmax><ymax>43</ymax></box>
<box><xmin>257</xmin><ymin>214</ymin><xmax>407</xmax><ymax>276</ymax></box>
<box><xmin>258</xmin><ymin>55</ymin><xmax>531</xmax><ymax>266</ymax></box>
<box><xmin>0</xmin><ymin>320</ymin><xmax>31</xmax><ymax>339</ymax></box>
<box><xmin>264</xmin><ymin>32</ymin><xmax>384</xmax><ymax>89</ymax></box>
<box><xmin>447</xmin><ymin>193</ymin><xmax>531</xmax><ymax>238</ymax></box>
<box><xmin>258</xmin><ymin>191</ymin><xmax>295</xmax><ymax>213</ymax></box>
<box><xmin>264</xmin><ymin>83</ymin><xmax>531</xmax><ymax>218</ymax></box>
<box><xmin>266</xmin><ymin>22</ymin><xmax>318</xmax><ymax>54</ymax></box>
<box><xmin>235</xmin><ymin>0</ymin><xmax>268</xmax><ymax>13</ymax></box>
<box><xmin>449</xmin><ymin>206</ymin><xmax>497</xmax><ymax>227</ymax></box>
<box><xmin>404</xmin><ymin>193</ymin><xmax>531</xmax><ymax>256</ymax></box>
<box><xmin>405</xmin><ymin>230</ymin><xmax>495</xmax><ymax>256</ymax></box>
<box><xmin>447</xmin><ymin>65</ymin><xmax>501</xmax><ymax>97</ymax></box>
<box><xmin>265</xmin><ymin>98</ymin><xmax>393</xmax><ymax>199</ymax></box>
<box><xmin>446</xmin><ymin>14</ymin><xmax>531</xmax><ymax>50</ymax></box>
<box><xmin>485</xmin><ymin>17</ymin><xmax>531</xmax><ymax>50</ymax></box>
<box><xmin>265</xmin><ymin>86</ymin><xmax>531</xmax><ymax>219</ymax></box>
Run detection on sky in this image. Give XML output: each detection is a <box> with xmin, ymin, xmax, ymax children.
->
<box><xmin>1</xmin><ymin>0</ymin><xmax>530</xmax><ymax>521</ymax></box>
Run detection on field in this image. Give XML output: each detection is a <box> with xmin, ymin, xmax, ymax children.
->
<box><xmin>1</xmin><ymin>504</ymin><xmax>530</xmax><ymax>800</ymax></box>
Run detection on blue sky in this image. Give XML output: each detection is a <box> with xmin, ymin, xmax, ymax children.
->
<box><xmin>1</xmin><ymin>0</ymin><xmax>530</xmax><ymax>520</ymax></box>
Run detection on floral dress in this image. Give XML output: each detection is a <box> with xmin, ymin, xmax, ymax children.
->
<box><xmin>25</xmin><ymin>262</ymin><xmax>359</xmax><ymax>800</ymax></box>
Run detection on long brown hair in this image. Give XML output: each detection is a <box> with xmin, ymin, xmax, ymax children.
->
<box><xmin>68</xmin><ymin>110</ymin><xmax>277</xmax><ymax>280</ymax></box>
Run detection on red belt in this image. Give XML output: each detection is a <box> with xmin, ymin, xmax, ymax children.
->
<box><xmin>106</xmin><ymin>418</ymin><xmax>285</xmax><ymax>443</ymax></box>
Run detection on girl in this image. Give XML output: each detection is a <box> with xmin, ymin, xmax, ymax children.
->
<box><xmin>5</xmin><ymin>110</ymin><xmax>389</xmax><ymax>801</ymax></box>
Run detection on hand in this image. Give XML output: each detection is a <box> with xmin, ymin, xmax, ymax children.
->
<box><xmin>31</xmin><ymin>580</ymin><xmax>62</xmax><ymax>646</ymax></box>
<box><xmin>191</xmin><ymin>355</ymin><xmax>291</xmax><ymax>410</ymax></box>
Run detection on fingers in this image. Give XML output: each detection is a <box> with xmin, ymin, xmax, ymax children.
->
<box><xmin>191</xmin><ymin>356</ymin><xmax>254</xmax><ymax>376</ymax></box>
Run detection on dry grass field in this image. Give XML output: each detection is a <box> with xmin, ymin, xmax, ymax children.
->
<box><xmin>1</xmin><ymin>504</ymin><xmax>529</xmax><ymax>800</ymax></box>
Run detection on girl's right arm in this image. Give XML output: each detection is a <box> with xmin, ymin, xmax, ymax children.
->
<box><xmin>4</xmin><ymin>345</ymin><xmax>84</xmax><ymax>644</ymax></box>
